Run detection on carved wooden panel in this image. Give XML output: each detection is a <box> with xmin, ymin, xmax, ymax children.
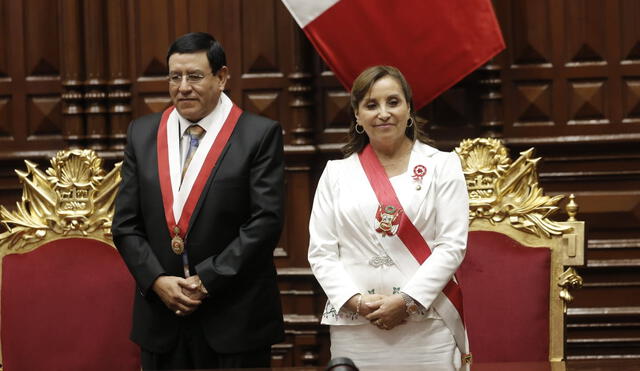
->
<box><xmin>26</xmin><ymin>95</ymin><xmax>63</xmax><ymax>137</ymax></box>
<box><xmin>567</xmin><ymin>80</ymin><xmax>608</xmax><ymax>125</ymax></box>
<box><xmin>622</xmin><ymin>79</ymin><xmax>640</xmax><ymax>124</ymax></box>
<box><xmin>513</xmin><ymin>81</ymin><xmax>553</xmax><ymax>126</ymax></box>
<box><xmin>564</xmin><ymin>1</ymin><xmax>607</xmax><ymax>66</ymax></box>
<box><xmin>182</xmin><ymin>0</ymin><xmax>226</xmax><ymax>40</ymax></box>
<box><xmin>241</xmin><ymin>0</ymin><xmax>279</xmax><ymax>74</ymax></box>
<box><xmin>243</xmin><ymin>91</ymin><xmax>280</xmax><ymax>121</ymax></box>
<box><xmin>510</xmin><ymin>0</ymin><xmax>552</xmax><ymax>66</ymax></box>
<box><xmin>0</xmin><ymin>0</ymin><xmax>8</xmax><ymax>78</ymax></box>
<box><xmin>620</xmin><ymin>0</ymin><xmax>640</xmax><ymax>63</ymax></box>
<box><xmin>23</xmin><ymin>0</ymin><xmax>60</xmax><ymax>77</ymax></box>
<box><xmin>0</xmin><ymin>97</ymin><xmax>10</xmax><ymax>138</ymax></box>
<box><xmin>139</xmin><ymin>95</ymin><xmax>171</xmax><ymax>116</ymax></box>
<box><xmin>501</xmin><ymin>0</ymin><xmax>640</xmax><ymax>140</ymax></box>
<box><xmin>106</xmin><ymin>0</ymin><xmax>133</xmax><ymax>150</ymax></box>
<box><xmin>135</xmin><ymin>0</ymin><xmax>172</xmax><ymax>78</ymax></box>
<box><xmin>316</xmin><ymin>89</ymin><xmax>349</xmax><ymax>146</ymax></box>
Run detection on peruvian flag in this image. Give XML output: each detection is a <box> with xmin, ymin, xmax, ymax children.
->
<box><xmin>282</xmin><ymin>0</ymin><xmax>505</xmax><ymax>109</ymax></box>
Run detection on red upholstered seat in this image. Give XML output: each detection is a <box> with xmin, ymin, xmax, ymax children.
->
<box><xmin>458</xmin><ymin>231</ymin><xmax>551</xmax><ymax>362</ymax></box>
<box><xmin>1</xmin><ymin>238</ymin><xmax>139</xmax><ymax>371</ymax></box>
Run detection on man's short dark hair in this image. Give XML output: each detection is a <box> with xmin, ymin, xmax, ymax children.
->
<box><xmin>167</xmin><ymin>32</ymin><xmax>227</xmax><ymax>73</ymax></box>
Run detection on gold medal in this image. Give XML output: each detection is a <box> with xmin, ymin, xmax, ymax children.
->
<box><xmin>171</xmin><ymin>235</ymin><xmax>184</xmax><ymax>255</ymax></box>
<box><xmin>171</xmin><ymin>226</ymin><xmax>184</xmax><ymax>255</ymax></box>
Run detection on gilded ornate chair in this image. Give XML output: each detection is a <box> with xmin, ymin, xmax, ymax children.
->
<box><xmin>455</xmin><ymin>138</ymin><xmax>585</xmax><ymax>363</ymax></box>
<box><xmin>0</xmin><ymin>150</ymin><xmax>139</xmax><ymax>370</ymax></box>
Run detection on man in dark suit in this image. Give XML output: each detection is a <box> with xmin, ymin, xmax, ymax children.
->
<box><xmin>112</xmin><ymin>32</ymin><xmax>285</xmax><ymax>369</ymax></box>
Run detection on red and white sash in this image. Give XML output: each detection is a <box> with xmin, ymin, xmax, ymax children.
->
<box><xmin>157</xmin><ymin>101</ymin><xmax>243</xmax><ymax>251</ymax></box>
<box><xmin>358</xmin><ymin>144</ymin><xmax>471</xmax><ymax>365</ymax></box>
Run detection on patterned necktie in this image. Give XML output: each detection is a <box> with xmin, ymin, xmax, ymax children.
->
<box><xmin>181</xmin><ymin>125</ymin><xmax>206</xmax><ymax>181</ymax></box>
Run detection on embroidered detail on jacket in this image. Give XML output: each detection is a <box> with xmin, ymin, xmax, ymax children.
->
<box><xmin>322</xmin><ymin>302</ymin><xmax>360</xmax><ymax>320</ymax></box>
<box><xmin>322</xmin><ymin>303</ymin><xmax>338</xmax><ymax>319</ymax></box>
<box><xmin>368</xmin><ymin>255</ymin><xmax>395</xmax><ymax>267</ymax></box>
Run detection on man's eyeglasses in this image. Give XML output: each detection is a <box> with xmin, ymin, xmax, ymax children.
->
<box><xmin>167</xmin><ymin>72</ymin><xmax>212</xmax><ymax>85</ymax></box>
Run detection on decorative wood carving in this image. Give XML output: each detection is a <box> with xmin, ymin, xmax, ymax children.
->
<box><xmin>478</xmin><ymin>61</ymin><xmax>504</xmax><ymax>138</ymax></box>
<box><xmin>83</xmin><ymin>0</ymin><xmax>108</xmax><ymax>150</ymax></box>
<box><xmin>59</xmin><ymin>0</ymin><xmax>84</xmax><ymax>147</ymax></box>
<box><xmin>106</xmin><ymin>0</ymin><xmax>132</xmax><ymax>150</ymax></box>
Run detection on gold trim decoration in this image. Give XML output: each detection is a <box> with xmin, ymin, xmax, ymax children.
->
<box><xmin>565</xmin><ymin>194</ymin><xmax>579</xmax><ymax>222</ymax></box>
<box><xmin>558</xmin><ymin>267</ymin><xmax>583</xmax><ymax>305</ymax></box>
<box><xmin>456</xmin><ymin>138</ymin><xmax>571</xmax><ymax>238</ymax></box>
<box><xmin>0</xmin><ymin>149</ymin><xmax>121</xmax><ymax>255</ymax></box>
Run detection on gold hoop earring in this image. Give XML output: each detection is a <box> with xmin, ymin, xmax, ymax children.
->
<box><xmin>355</xmin><ymin>123</ymin><xmax>365</xmax><ymax>134</ymax></box>
<box><xmin>407</xmin><ymin>118</ymin><xmax>414</xmax><ymax>127</ymax></box>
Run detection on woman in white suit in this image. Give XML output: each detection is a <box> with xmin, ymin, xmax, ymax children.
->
<box><xmin>308</xmin><ymin>66</ymin><xmax>470</xmax><ymax>368</ymax></box>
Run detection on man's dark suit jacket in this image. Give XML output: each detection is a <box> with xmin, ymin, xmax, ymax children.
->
<box><xmin>111</xmin><ymin>108</ymin><xmax>285</xmax><ymax>354</ymax></box>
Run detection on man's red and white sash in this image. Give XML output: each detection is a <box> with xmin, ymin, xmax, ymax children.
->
<box><xmin>157</xmin><ymin>98</ymin><xmax>242</xmax><ymax>243</ymax></box>
<box><xmin>358</xmin><ymin>144</ymin><xmax>471</xmax><ymax>364</ymax></box>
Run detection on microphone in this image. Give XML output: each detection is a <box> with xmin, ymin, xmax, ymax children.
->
<box><xmin>326</xmin><ymin>357</ymin><xmax>359</xmax><ymax>371</ymax></box>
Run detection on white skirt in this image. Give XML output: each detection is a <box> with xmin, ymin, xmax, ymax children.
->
<box><xmin>330</xmin><ymin>319</ymin><xmax>458</xmax><ymax>369</ymax></box>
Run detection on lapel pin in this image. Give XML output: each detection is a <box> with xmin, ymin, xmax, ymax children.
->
<box><xmin>412</xmin><ymin>165</ymin><xmax>426</xmax><ymax>190</ymax></box>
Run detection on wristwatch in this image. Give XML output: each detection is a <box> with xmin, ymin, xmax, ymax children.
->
<box><xmin>400</xmin><ymin>292</ymin><xmax>419</xmax><ymax>315</ymax></box>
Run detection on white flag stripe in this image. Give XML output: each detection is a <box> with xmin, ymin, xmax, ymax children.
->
<box><xmin>281</xmin><ymin>0</ymin><xmax>340</xmax><ymax>28</ymax></box>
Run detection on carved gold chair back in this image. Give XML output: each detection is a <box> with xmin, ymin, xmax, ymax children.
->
<box><xmin>0</xmin><ymin>149</ymin><xmax>139</xmax><ymax>370</ymax></box>
<box><xmin>455</xmin><ymin>138</ymin><xmax>585</xmax><ymax>364</ymax></box>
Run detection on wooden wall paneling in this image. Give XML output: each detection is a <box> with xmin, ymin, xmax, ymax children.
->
<box><xmin>238</xmin><ymin>0</ymin><xmax>288</xmax><ymax>133</ymax></box>
<box><xmin>475</xmin><ymin>0</ymin><xmax>512</xmax><ymax>139</ymax></box>
<box><xmin>313</xmin><ymin>56</ymin><xmax>349</xmax><ymax>154</ymax></box>
<box><xmin>22</xmin><ymin>0</ymin><xmax>63</xmax><ymax>149</ymax></box>
<box><xmin>421</xmin><ymin>78</ymin><xmax>481</xmax><ymax>146</ymax></box>
<box><xmin>258</xmin><ymin>1</ymin><xmax>332</xmax><ymax>365</ymax></box>
<box><xmin>287</xmin><ymin>21</ymin><xmax>313</xmax><ymax>147</ymax></box>
<box><xmin>564</xmin><ymin>0</ymin><xmax>612</xmax><ymax>128</ymax></box>
<box><xmin>501</xmin><ymin>0</ymin><xmax>556</xmax><ymax>135</ymax></box>
<box><xmin>620</xmin><ymin>0</ymin><xmax>640</xmax><ymax>126</ymax></box>
<box><xmin>492</xmin><ymin>0</ymin><xmax>640</xmax><ymax>359</ymax></box>
<box><xmin>184</xmin><ymin>0</ymin><xmax>226</xmax><ymax>41</ymax></box>
<box><xmin>106</xmin><ymin>0</ymin><xmax>132</xmax><ymax>150</ymax></box>
<box><xmin>131</xmin><ymin>0</ymin><xmax>174</xmax><ymax>116</ymax></box>
<box><xmin>59</xmin><ymin>0</ymin><xmax>85</xmax><ymax>147</ymax></box>
<box><xmin>477</xmin><ymin>60</ymin><xmax>505</xmax><ymax>138</ymax></box>
<box><xmin>83</xmin><ymin>0</ymin><xmax>108</xmax><ymax>150</ymax></box>
<box><xmin>0</xmin><ymin>0</ymin><xmax>7</xmax><ymax>79</ymax></box>
<box><xmin>0</xmin><ymin>0</ymin><xmax>22</xmax><ymax>213</ymax></box>
<box><xmin>0</xmin><ymin>0</ymin><xmax>11</xmax><ymax>143</ymax></box>
<box><xmin>0</xmin><ymin>0</ymin><xmax>16</xmax><ymax>147</ymax></box>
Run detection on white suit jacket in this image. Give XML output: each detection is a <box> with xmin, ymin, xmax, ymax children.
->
<box><xmin>308</xmin><ymin>141</ymin><xmax>469</xmax><ymax>325</ymax></box>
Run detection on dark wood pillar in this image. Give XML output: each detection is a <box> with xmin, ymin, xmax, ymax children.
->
<box><xmin>478</xmin><ymin>60</ymin><xmax>504</xmax><ymax>138</ymax></box>
<box><xmin>59</xmin><ymin>0</ymin><xmax>84</xmax><ymax>148</ymax></box>
<box><xmin>106</xmin><ymin>0</ymin><xmax>132</xmax><ymax>150</ymax></box>
<box><xmin>83</xmin><ymin>0</ymin><xmax>108</xmax><ymax>150</ymax></box>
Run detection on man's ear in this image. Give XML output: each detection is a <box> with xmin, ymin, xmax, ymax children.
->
<box><xmin>217</xmin><ymin>66</ymin><xmax>229</xmax><ymax>90</ymax></box>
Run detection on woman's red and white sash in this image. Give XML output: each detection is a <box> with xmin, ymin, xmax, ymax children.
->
<box><xmin>157</xmin><ymin>101</ymin><xmax>242</xmax><ymax>251</ymax></box>
<box><xmin>358</xmin><ymin>144</ymin><xmax>471</xmax><ymax>364</ymax></box>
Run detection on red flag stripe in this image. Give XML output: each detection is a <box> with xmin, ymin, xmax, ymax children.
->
<box><xmin>298</xmin><ymin>0</ymin><xmax>505</xmax><ymax>108</ymax></box>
